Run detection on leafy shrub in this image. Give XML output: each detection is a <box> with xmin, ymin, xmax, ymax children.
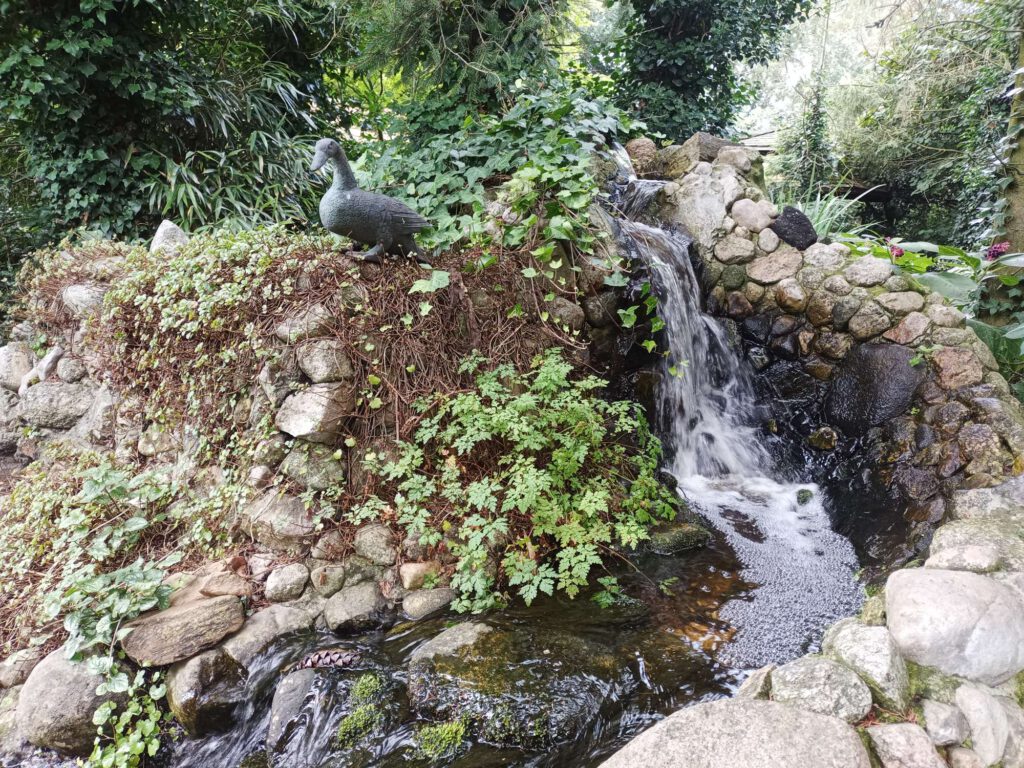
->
<box><xmin>353</xmin><ymin>348</ymin><xmax>678</xmax><ymax>612</ymax></box>
<box><xmin>0</xmin><ymin>0</ymin><xmax>339</xmax><ymax>240</ymax></box>
<box><xmin>352</xmin><ymin>80</ymin><xmax>638</xmax><ymax>256</ymax></box>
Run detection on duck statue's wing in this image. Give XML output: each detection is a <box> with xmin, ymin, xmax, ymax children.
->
<box><xmin>382</xmin><ymin>195</ymin><xmax>430</xmax><ymax>234</ymax></box>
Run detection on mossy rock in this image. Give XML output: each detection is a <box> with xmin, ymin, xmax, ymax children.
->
<box><xmin>646</xmin><ymin>520</ymin><xmax>711</xmax><ymax>555</ymax></box>
<box><xmin>906</xmin><ymin>661</ymin><xmax>964</xmax><ymax>704</ymax></box>
<box><xmin>408</xmin><ymin>625</ymin><xmax>625</xmax><ymax>749</ymax></box>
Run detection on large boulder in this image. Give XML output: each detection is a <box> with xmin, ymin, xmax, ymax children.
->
<box><xmin>274</xmin><ymin>382</ymin><xmax>355</xmax><ymax>443</ymax></box>
<box><xmin>167</xmin><ymin>648</ymin><xmax>247</xmax><ymax>736</ymax></box>
<box><xmin>409</xmin><ymin>622</ymin><xmax>626</xmax><ymax>749</ymax></box>
<box><xmin>769</xmin><ymin>656</ymin><xmax>872</xmax><ymax>723</ymax></box>
<box><xmin>886</xmin><ymin>568</ymin><xmax>1024</xmax><ymax>685</ymax></box>
<box><xmin>0</xmin><ymin>343</ymin><xmax>34</xmax><ymax>392</ymax></box>
<box><xmin>16</xmin><ymin>650</ymin><xmax>126</xmax><ymax>756</ymax></box>
<box><xmin>825</xmin><ymin>344</ymin><xmax>924</xmax><ymax>435</ymax></box>
<box><xmin>599</xmin><ymin>698</ymin><xmax>871</xmax><ymax>768</ymax></box>
<box><xmin>823</xmin><ymin>618</ymin><xmax>910</xmax><ymax>711</ymax></box>
<box><xmin>15</xmin><ymin>381</ymin><xmax>95</xmax><ymax>429</ymax></box>
<box><xmin>239</xmin><ymin>491</ymin><xmax>316</xmax><ymax>552</ymax></box>
<box><xmin>121</xmin><ymin>595</ymin><xmax>245</xmax><ymax>666</ymax></box>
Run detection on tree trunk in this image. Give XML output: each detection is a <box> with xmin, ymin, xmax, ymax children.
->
<box><xmin>1003</xmin><ymin>17</ymin><xmax>1024</xmax><ymax>251</ymax></box>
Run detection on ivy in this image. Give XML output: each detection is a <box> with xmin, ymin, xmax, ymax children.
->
<box><xmin>353</xmin><ymin>348</ymin><xmax>679</xmax><ymax>612</ymax></box>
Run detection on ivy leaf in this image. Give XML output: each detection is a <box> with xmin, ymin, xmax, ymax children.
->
<box><xmin>617</xmin><ymin>306</ymin><xmax>638</xmax><ymax>328</ymax></box>
<box><xmin>409</xmin><ymin>269</ymin><xmax>450</xmax><ymax>294</ymax></box>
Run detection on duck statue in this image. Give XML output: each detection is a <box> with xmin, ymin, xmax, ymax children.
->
<box><xmin>310</xmin><ymin>137</ymin><xmax>430</xmax><ymax>264</ymax></box>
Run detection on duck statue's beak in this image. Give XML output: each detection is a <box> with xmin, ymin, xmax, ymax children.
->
<box><xmin>310</xmin><ymin>148</ymin><xmax>328</xmax><ymax>172</ymax></box>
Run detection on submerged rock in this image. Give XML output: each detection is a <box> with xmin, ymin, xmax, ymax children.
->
<box><xmin>409</xmin><ymin>622</ymin><xmax>625</xmax><ymax>749</ymax></box>
<box><xmin>645</xmin><ymin>519</ymin><xmax>711</xmax><ymax>555</ymax></box>
<box><xmin>599</xmin><ymin>699</ymin><xmax>870</xmax><ymax>768</ymax></box>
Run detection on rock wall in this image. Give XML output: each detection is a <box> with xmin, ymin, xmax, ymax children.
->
<box><xmin>622</xmin><ymin>134</ymin><xmax>1024</xmax><ymax>567</ymax></box>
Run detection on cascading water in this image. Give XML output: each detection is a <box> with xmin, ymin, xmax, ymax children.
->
<box><xmin>612</xmin><ymin>154</ymin><xmax>862</xmax><ymax>668</ymax></box>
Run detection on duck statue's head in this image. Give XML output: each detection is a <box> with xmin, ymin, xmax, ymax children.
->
<box><xmin>310</xmin><ymin>138</ymin><xmax>344</xmax><ymax>172</ymax></box>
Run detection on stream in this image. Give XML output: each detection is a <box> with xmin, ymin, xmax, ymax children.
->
<box><xmin>166</xmin><ymin>163</ymin><xmax>864</xmax><ymax>767</ymax></box>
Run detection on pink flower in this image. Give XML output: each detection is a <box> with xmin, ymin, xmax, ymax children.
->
<box><xmin>986</xmin><ymin>241</ymin><xmax>1010</xmax><ymax>261</ymax></box>
<box><xmin>890</xmin><ymin>246</ymin><xmax>904</xmax><ymax>258</ymax></box>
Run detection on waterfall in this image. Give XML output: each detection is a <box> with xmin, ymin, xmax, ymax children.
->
<box><xmin>611</xmin><ymin>153</ymin><xmax>862</xmax><ymax>668</ymax></box>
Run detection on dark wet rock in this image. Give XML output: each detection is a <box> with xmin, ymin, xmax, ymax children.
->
<box><xmin>726</xmin><ymin>291</ymin><xmax>753</xmax><ymax>318</ymax></box>
<box><xmin>741</xmin><ymin>314</ymin><xmax>773</xmax><ymax>343</ymax></box>
<box><xmin>825</xmin><ymin>344</ymin><xmax>924</xmax><ymax>435</ymax></box>
<box><xmin>16</xmin><ymin>650</ymin><xmax>126</xmax><ymax>756</ymax></box>
<box><xmin>831</xmin><ymin>295</ymin><xmax>862</xmax><ymax>330</ymax></box>
<box><xmin>646</xmin><ymin>519</ymin><xmax>711</xmax><ymax>554</ymax></box>
<box><xmin>409</xmin><ymin>623</ymin><xmax>625</xmax><ymax>749</ymax></box>
<box><xmin>930</xmin><ymin>401</ymin><xmax>970</xmax><ymax>436</ymax></box>
<box><xmin>167</xmin><ymin>648</ymin><xmax>248</xmax><ymax>736</ymax></box>
<box><xmin>807</xmin><ymin>292</ymin><xmax>836</xmax><ymax>326</ymax></box>
<box><xmin>808</xmin><ymin>427</ymin><xmax>838</xmax><ymax>451</ymax></box>
<box><xmin>769</xmin><ymin>333</ymin><xmax>800</xmax><ymax>360</ymax></box>
<box><xmin>894</xmin><ymin>467</ymin><xmax>940</xmax><ymax>501</ymax></box>
<box><xmin>770</xmin><ymin>314</ymin><xmax>801</xmax><ymax>337</ymax></box>
<box><xmin>769</xmin><ymin>206</ymin><xmax>818</xmax><ymax>250</ymax></box>
<box><xmin>267</xmin><ymin>669</ymin><xmax>317</xmax><ymax>752</ymax></box>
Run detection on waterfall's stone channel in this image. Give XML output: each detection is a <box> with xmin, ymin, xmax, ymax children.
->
<box><xmin>616</xmin><ymin>188</ymin><xmax>861</xmax><ymax>669</ymax></box>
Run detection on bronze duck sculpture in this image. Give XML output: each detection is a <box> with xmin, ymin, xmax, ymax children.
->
<box><xmin>310</xmin><ymin>138</ymin><xmax>430</xmax><ymax>264</ymax></box>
